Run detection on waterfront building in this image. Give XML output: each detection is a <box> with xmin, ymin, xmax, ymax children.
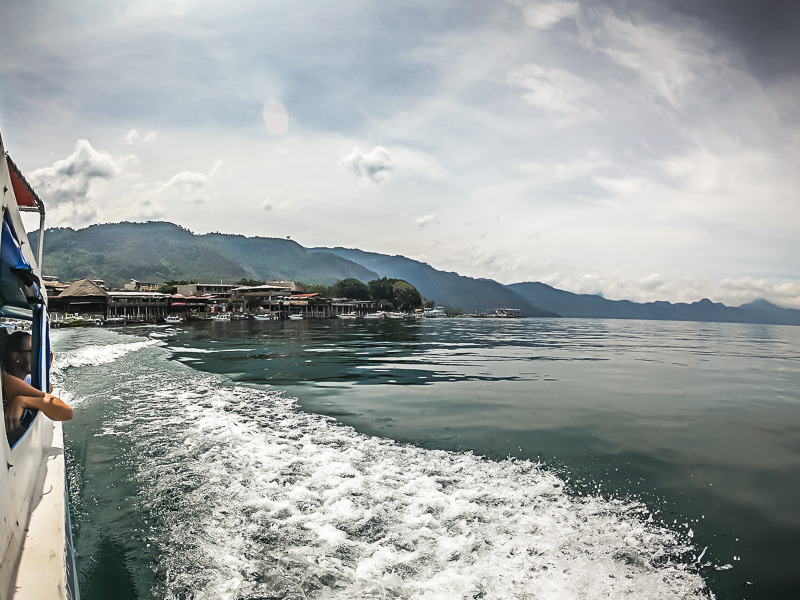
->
<box><xmin>265</xmin><ymin>280</ymin><xmax>304</xmax><ymax>293</ymax></box>
<box><xmin>42</xmin><ymin>275</ymin><xmax>70</xmax><ymax>298</ymax></box>
<box><xmin>107</xmin><ymin>291</ymin><xmax>170</xmax><ymax>322</ymax></box>
<box><xmin>50</xmin><ymin>278</ymin><xmax>171</xmax><ymax>322</ymax></box>
<box><xmin>330</xmin><ymin>298</ymin><xmax>375</xmax><ymax>317</ymax></box>
<box><xmin>231</xmin><ymin>284</ymin><xmax>292</xmax><ymax>316</ymax></box>
<box><xmin>177</xmin><ymin>283</ymin><xmax>237</xmax><ymax>296</ymax></box>
<box><xmin>286</xmin><ymin>293</ymin><xmax>326</xmax><ymax>318</ymax></box>
<box><xmin>124</xmin><ymin>279</ymin><xmax>160</xmax><ymax>292</ymax></box>
<box><xmin>51</xmin><ymin>278</ymin><xmax>108</xmax><ymax>316</ymax></box>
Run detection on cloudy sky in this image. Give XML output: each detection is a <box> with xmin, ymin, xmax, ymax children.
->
<box><xmin>1</xmin><ymin>0</ymin><xmax>798</xmax><ymax>308</ymax></box>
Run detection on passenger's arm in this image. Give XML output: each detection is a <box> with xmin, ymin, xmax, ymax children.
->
<box><xmin>2</xmin><ymin>373</ymin><xmax>73</xmax><ymax>429</ymax></box>
<box><xmin>10</xmin><ymin>393</ymin><xmax>73</xmax><ymax>424</ymax></box>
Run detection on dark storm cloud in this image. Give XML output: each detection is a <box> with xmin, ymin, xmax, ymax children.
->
<box><xmin>680</xmin><ymin>0</ymin><xmax>800</xmax><ymax>77</ymax></box>
<box><xmin>604</xmin><ymin>0</ymin><xmax>800</xmax><ymax>79</ymax></box>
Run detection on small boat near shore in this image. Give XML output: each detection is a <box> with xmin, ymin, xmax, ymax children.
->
<box><xmin>253</xmin><ymin>313</ymin><xmax>280</xmax><ymax>321</ymax></box>
<box><xmin>164</xmin><ymin>315</ymin><xmax>184</xmax><ymax>324</ymax></box>
<box><xmin>288</xmin><ymin>314</ymin><xmax>304</xmax><ymax>320</ymax></box>
<box><xmin>63</xmin><ymin>314</ymin><xmax>86</xmax><ymax>327</ymax></box>
<box><xmin>478</xmin><ymin>308</ymin><xmax>523</xmax><ymax>318</ymax></box>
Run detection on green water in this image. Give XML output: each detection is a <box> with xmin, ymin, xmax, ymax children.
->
<box><xmin>54</xmin><ymin>318</ymin><xmax>800</xmax><ymax>599</ymax></box>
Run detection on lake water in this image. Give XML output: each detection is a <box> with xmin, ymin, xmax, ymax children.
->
<box><xmin>53</xmin><ymin>318</ymin><xmax>800</xmax><ymax>599</ymax></box>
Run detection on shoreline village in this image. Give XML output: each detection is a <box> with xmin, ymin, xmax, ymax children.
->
<box><xmin>40</xmin><ymin>277</ymin><xmax>522</xmax><ymax>326</ymax></box>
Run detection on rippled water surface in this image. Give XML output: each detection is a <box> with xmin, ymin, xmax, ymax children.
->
<box><xmin>54</xmin><ymin>318</ymin><xmax>800</xmax><ymax>599</ymax></box>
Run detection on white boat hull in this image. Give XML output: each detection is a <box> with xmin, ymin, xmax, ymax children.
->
<box><xmin>1</xmin><ymin>131</ymin><xmax>78</xmax><ymax>600</ymax></box>
<box><xmin>1</xmin><ymin>421</ymin><xmax>76</xmax><ymax>599</ymax></box>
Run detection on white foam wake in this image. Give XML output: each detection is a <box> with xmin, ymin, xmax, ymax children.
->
<box><xmin>95</xmin><ymin>366</ymin><xmax>711</xmax><ymax>600</ymax></box>
<box><xmin>53</xmin><ymin>339</ymin><xmax>161</xmax><ymax>370</ymax></box>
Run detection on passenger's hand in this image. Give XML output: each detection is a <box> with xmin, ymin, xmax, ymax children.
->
<box><xmin>4</xmin><ymin>396</ymin><xmax>24</xmax><ymax>432</ymax></box>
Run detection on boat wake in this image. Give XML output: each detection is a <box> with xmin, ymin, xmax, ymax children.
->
<box><xmin>53</xmin><ymin>339</ymin><xmax>162</xmax><ymax>370</ymax></box>
<box><xmin>57</xmin><ymin>336</ymin><xmax>712</xmax><ymax>600</ymax></box>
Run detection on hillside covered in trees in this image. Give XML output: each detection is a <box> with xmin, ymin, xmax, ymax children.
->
<box><xmin>32</xmin><ymin>222</ymin><xmax>377</xmax><ymax>288</ymax></box>
<box><xmin>30</xmin><ymin>221</ymin><xmax>800</xmax><ymax>325</ymax></box>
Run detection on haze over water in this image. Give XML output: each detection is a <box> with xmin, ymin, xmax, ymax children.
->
<box><xmin>54</xmin><ymin>318</ymin><xmax>800</xmax><ymax>599</ymax></box>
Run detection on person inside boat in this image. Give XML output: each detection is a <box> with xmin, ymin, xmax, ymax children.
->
<box><xmin>1</xmin><ymin>330</ymin><xmax>72</xmax><ymax>437</ymax></box>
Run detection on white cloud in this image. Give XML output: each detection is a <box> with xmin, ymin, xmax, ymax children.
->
<box><xmin>395</xmin><ymin>149</ymin><xmax>449</xmax><ymax>181</ymax></box>
<box><xmin>660</xmin><ymin>143</ymin><xmax>776</xmax><ymax>196</ymax></box>
<box><xmin>507</xmin><ymin>63</ymin><xmax>593</xmax><ymax>116</ymax></box>
<box><xmin>27</xmin><ymin>139</ymin><xmax>136</xmax><ymax>226</ymax></box>
<box><xmin>592</xmin><ymin>174</ymin><xmax>659</xmax><ymax>200</ymax></box>
<box><xmin>586</xmin><ymin>10</ymin><xmax>709</xmax><ymax>107</ymax></box>
<box><xmin>340</xmin><ymin>146</ymin><xmax>395</xmax><ymax>185</ymax></box>
<box><xmin>518</xmin><ymin>151</ymin><xmax>611</xmax><ymax>181</ymax></box>
<box><xmin>154</xmin><ymin>161</ymin><xmax>223</xmax><ymax>204</ymax></box>
<box><xmin>415</xmin><ymin>213</ymin><xmax>438</xmax><ymax>227</ymax></box>
<box><xmin>520</xmin><ymin>1</ymin><xmax>579</xmax><ymax>30</ymax></box>
<box><xmin>639</xmin><ymin>273</ymin><xmax>666</xmax><ymax>292</ymax></box>
<box><xmin>124</xmin><ymin>129</ymin><xmax>158</xmax><ymax>145</ymax></box>
<box><xmin>718</xmin><ymin>277</ymin><xmax>800</xmax><ymax>310</ymax></box>
<box><xmin>97</xmin><ymin>160</ymin><xmax>226</xmax><ymax>225</ymax></box>
<box><xmin>654</xmin><ymin>141</ymin><xmax>797</xmax><ymax>236</ymax></box>
<box><xmin>443</xmin><ymin>244</ymin><xmax>531</xmax><ymax>281</ymax></box>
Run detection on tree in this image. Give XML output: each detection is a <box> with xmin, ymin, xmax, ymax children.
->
<box><xmin>393</xmin><ymin>280</ymin><xmax>422</xmax><ymax>311</ymax></box>
<box><xmin>304</xmin><ymin>283</ymin><xmax>332</xmax><ymax>297</ymax></box>
<box><xmin>368</xmin><ymin>277</ymin><xmax>395</xmax><ymax>307</ymax></box>
<box><xmin>332</xmin><ymin>278</ymin><xmax>370</xmax><ymax>300</ymax></box>
<box><xmin>238</xmin><ymin>278</ymin><xmax>265</xmax><ymax>286</ymax></box>
<box><xmin>367</xmin><ymin>277</ymin><xmax>423</xmax><ymax>311</ymax></box>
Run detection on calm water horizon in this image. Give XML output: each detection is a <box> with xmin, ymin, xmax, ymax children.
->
<box><xmin>54</xmin><ymin>317</ymin><xmax>800</xmax><ymax>599</ymax></box>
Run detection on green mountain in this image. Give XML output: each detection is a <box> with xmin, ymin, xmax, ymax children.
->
<box><xmin>201</xmin><ymin>232</ymin><xmax>378</xmax><ymax>285</ymax></box>
<box><xmin>30</xmin><ymin>221</ymin><xmax>799</xmax><ymax>326</ymax></box>
<box><xmin>32</xmin><ymin>221</ymin><xmax>554</xmax><ymax>315</ymax></box>
<box><xmin>309</xmin><ymin>247</ymin><xmax>558</xmax><ymax>316</ymax></box>
<box><xmin>33</xmin><ymin>222</ymin><xmax>377</xmax><ymax>287</ymax></box>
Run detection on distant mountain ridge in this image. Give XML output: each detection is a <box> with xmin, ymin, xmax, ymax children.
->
<box><xmin>29</xmin><ymin>221</ymin><xmax>800</xmax><ymax>326</ymax></box>
<box><xmin>316</xmin><ymin>249</ymin><xmax>800</xmax><ymax>326</ymax></box>
<box><xmin>508</xmin><ymin>282</ymin><xmax>800</xmax><ymax>327</ymax></box>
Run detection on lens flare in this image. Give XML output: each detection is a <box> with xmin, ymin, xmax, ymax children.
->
<box><xmin>263</xmin><ymin>100</ymin><xmax>289</xmax><ymax>135</ymax></box>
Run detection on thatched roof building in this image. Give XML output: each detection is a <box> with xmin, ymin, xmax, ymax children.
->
<box><xmin>50</xmin><ymin>278</ymin><xmax>109</xmax><ymax>315</ymax></box>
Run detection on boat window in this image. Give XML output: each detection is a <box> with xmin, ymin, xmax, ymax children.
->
<box><xmin>1</xmin><ymin>324</ymin><xmax>39</xmax><ymax>448</ymax></box>
<box><xmin>1</xmin><ymin>208</ymin><xmax>50</xmax><ymax>450</ymax></box>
